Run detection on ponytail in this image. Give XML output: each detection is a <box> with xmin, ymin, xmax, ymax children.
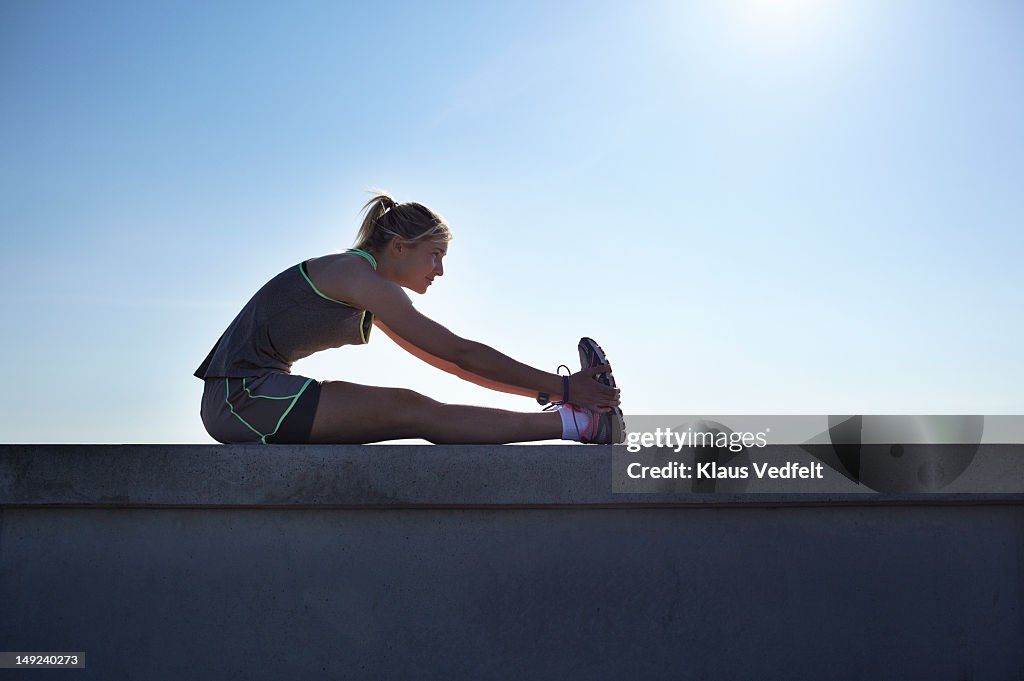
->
<box><xmin>353</xmin><ymin>191</ymin><xmax>451</xmax><ymax>254</ymax></box>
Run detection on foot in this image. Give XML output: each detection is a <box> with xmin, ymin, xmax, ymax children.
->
<box><xmin>578</xmin><ymin>337</ymin><xmax>622</xmax><ymax>421</ymax></box>
<box><xmin>561</xmin><ymin>404</ymin><xmax>625</xmax><ymax>444</ymax></box>
<box><xmin>578</xmin><ymin>337</ymin><xmax>616</xmax><ymax>388</ymax></box>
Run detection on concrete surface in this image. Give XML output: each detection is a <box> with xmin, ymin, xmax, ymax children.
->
<box><xmin>1</xmin><ymin>445</ymin><xmax>1022</xmax><ymax>680</ymax></box>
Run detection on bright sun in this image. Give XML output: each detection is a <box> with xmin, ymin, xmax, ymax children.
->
<box><xmin>727</xmin><ymin>0</ymin><xmax>842</xmax><ymax>54</ymax></box>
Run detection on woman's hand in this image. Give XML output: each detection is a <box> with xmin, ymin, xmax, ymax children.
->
<box><xmin>566</xmin><ymin>365</ymin><xmax>621</xmax><ymax>414</ymax></box>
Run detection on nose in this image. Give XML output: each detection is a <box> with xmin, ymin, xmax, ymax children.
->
<box><xmin>434</xmin><ymin>259</ymin><xmax>444</xmax><ymax>277</ymax></box>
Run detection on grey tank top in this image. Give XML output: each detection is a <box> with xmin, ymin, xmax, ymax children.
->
<box><xmin>194</xmin><ymin>251</ymin><xmax>375</xmax><ymax>379</ymax></box>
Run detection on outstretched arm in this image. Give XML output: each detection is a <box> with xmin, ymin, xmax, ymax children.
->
<box><xmin>375</xmin><ymin>320</ymin><xmax>539</xmax><ymax>399</ymax></box>
<box><xmin>313</xmin><ymin>260</ymin><xmax>619</xmax><ymax>412</ymax></box>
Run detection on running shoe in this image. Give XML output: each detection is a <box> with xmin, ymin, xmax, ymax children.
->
<box><xmin>579</xmin><ymin>336</ymin><xmax>622</xmax><ymax>424</ymax></box>
<box><xmin>568</xmin><ymin>404</ymin><xmax>625</xmax><ymax>444</ymax></box>
<box><xmin>578</xmin><ymin>337</ymin><xmax>616</xmax><ymax>388</ymax></box>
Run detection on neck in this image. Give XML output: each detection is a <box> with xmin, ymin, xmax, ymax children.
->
<box><xmin>372</xmin><ymin>251</ymin><xmax>402</xmax><ymax>284</ymax></box>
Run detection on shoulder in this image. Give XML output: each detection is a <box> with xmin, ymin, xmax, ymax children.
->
<box><xmin>305</xmin><ymin>252</ymin><xmax>407</xmax><ymax>313</ymax></box>
<box><xmin>305</xmin><ymin>253</ymin><xmax>374</xmax><ymax>288</ymax></box>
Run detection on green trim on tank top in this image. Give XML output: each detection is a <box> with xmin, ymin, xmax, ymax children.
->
<box><xmin>297</xmin><ymin>260</ymin><xmax>374</xmax><ymax>345</ymax></box>
<box><xmin>299</xmin><ymin>261</ymin><xmax>348</xmax><ymax>305</ymax></box>
<box><xmin>344</xmin><ymin>248</ymin><xmax>378</xmax><ymax>269</ymax></box>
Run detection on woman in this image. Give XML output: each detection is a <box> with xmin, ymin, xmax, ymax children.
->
<box><xmin>194</xmin><ymin>193</ymin><xmax>622</xmax><ymax>445</ymax></box>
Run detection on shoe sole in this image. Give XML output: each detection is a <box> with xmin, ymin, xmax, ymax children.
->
<box><xmin>578</xmin><ymin>337</ymin><xmax>616</xmax><ymax>388</ymax></box>
<box><xmin>607</xmin><ymin>409</ymin><xmax>625</xmax><ymax>444</ymax></box>
<box><xmin>578</xmin><ymin>337</ymin><xmax>623</xmax><ymax>426</ymax></box>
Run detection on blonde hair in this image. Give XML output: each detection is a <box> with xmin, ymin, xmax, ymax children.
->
<box><xmin>354</xmin><ymin>191</ymin><xmax>451</xmax><ymax>253</ymax></box>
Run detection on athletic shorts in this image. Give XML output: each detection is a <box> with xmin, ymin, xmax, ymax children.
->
<box><xmin>200</xmin><ymin>373</ymin><xmax>322</xmax><ymax>444</ymax></box>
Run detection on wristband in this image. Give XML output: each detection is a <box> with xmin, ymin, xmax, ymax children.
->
<box><xmin>538</xmin><ymin>374</ymin><xmax>571</xmax><ymax>407</ymax></box>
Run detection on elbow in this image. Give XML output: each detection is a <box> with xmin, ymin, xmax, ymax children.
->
<box><xmin>450</xmin><ymin>340</ymin><xmax>483</xmax><ymax>373</ymax></box>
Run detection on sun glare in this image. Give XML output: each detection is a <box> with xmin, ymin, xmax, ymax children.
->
<box><xmin>747</xmin><ymin>0</ymin><xmax>825</xmax><ymax>21</ymax></box>
<box><xmin>730</xmin><ymin>0</ymin><xmax>838</xmax><ymax>52</ymax></box>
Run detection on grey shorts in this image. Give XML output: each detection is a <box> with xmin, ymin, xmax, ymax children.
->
<box><xmin>200</xmin><ymin>373</ymin><xmax>322</xmax><ymax>444</ymax></box>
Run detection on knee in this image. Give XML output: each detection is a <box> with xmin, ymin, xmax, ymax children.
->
<box><xmin>391</xmin><ymin>388</ymin><xmax>440</xmax><ymax>421</ymax></box>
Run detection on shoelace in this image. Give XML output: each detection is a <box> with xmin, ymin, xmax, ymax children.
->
<box><xmin>540</xmin><ymin>365</ymin><xmax>592</xmax><ymax>441</ymax></box>
<box><xmin>539</xmin><ymin>364</ymin><xmax>573</xmax><ymax>411</ymax></box>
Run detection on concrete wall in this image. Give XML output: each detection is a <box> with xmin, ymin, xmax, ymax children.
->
<box><xmin>1</xmin><ymin>445</ymin><xmax>1022</xmax><ymax>680</ymax></box>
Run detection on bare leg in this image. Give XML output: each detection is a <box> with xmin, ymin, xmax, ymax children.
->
<box><xmin>308</xmin><ymin>380</ymin><xmax>563</xmax><ymax>444</ymax></box>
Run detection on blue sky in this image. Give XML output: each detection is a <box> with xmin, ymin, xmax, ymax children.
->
<box><xmin>1</xmin><ymin>0</ymin><xmax>1021</xmax><ymax>443</ymax></box>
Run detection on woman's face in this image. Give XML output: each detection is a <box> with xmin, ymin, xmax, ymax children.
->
<box><xmin>395</xmin><ymin>240</ymin><xmax>447</xmax><ymax>294</ymax></box>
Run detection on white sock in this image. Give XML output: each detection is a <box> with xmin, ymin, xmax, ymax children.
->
<box><xmin>558</xmin><ymin>405</ymin><xmax>591</xmax><ymax>441</ymax></box>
